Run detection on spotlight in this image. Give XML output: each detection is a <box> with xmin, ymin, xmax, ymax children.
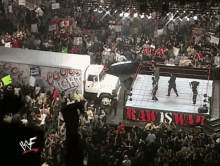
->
<box><xmin>106</xmin><ymin>6</ymin><xmax>109</xmax><ymax>8</ymax></box>
<box><xmin>130</xmin><ymin>87</ymin><xmax>133</xmax><ymax>91</ymax></box>
<box><xmin>147</xmin><ymin>15</ymin><xmax>152</xmax><ymax>19</ymax></box>
<box><xmin>177</xmin><ymin>10</ymin><xmax>179</xmax><ymax>12</ymax></box>
<box><xmin>134</xmin><ymin>7</ymin><xmax>135</xmax><ymax>10</ymax></box>
<box><xmin>106</xmin><ymin>11</ymin><xmax>110</xmax><ymax>14</ymax></box>
<box><xmin>124</xmin><ymin>12</ymin><xmax>129</xmax><ymax>17</ymax></box>
<box><xmin>191</xmin><ymin>11</ymin><xmax>193</xmax><ymax>13</ymax></box>
<box><xmin>134</xmin><ymin>13</ymin><xmax>138</xmax><ymax>17</ymax></box>
<box><xmin>204</xmin><ymin>94</ymin><xmax>207</xmax><ymax>97</ymax></box>
<box><xmin>167</xmin><ymin>13</ymin><xmax>169</xmax><ymax>16</ymax></box>
<box><xmin>94</xmin><ymin>9</ymin><xmax>97</xmax><ymax>12</ymax></box>
<box><xmin>129</xmin><ymin>98</ymin><xmax>132</xmax><ymax>101</ymax></box>
<box><xmin>184</xmin><ymin>11</ymin><xmax>186</xmax><ymax>13</ymax></box>
<box><xmin>99</xmin><ymin>6</ymin><xmax>102</xmax><ymax>8</ymax></box>
<box><xmin>140</xmin><ymin>14</ymin><xmax>144</xmax><ymax>18</ymax></box>
<box><xmin>120</xmin><ymin>12</ymin><xmax>124</xmax><ymax>17</ymax></box>
<box><xmin>115</xmin><ymin>10</ymin><xmax>117</xmax><ymax>13</ymax></box>
<box><xmin>193</xmin><ymin>16</ymin><xmax>197</xmax><ymax>20</ymax></box>
<box><xmin>98</xmin><ymin>10</ymin><xmax>103</xmax><ymax>13</ymax></box>
<box><xmin>129</xmin><ymin>93</ymin><xmax>132</xmax><ymax>96</ymax></box>
<box><xmin>203</xmin><ymin>99</ymin><xmax>207</xmax><ymax>103</ymax></box>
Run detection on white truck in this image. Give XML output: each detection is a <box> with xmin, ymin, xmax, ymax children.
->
<box><xmin>0</xmin><ymin>47</ymin><xmax>121</xmax><ymax>105</ymax></box>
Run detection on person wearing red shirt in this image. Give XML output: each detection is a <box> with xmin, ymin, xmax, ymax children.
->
<box><xmin>52</xmin><ymin>89</ymin><xmax>58</xmax><ymax>101</ymax></box>
<box><xmin>161</xmin><ymin>46</ymin><xmax>165</xmax><ymax>55</ymax></box>
<box><xmin>143</xmin><ymin>46</ymin><xmax>152</xmax><ymax>55</ymax></box>
<box><xmin>154</xmin><ymin>45</ymin><xmax>165</xmax><ymax>56</ymax></box>
<box><xmin>11</xmin><ymin>38</ymin><xmax>19</xmax><ymax>48</ymax></box>
<box><xmin>71</xmin><ymin>46</ymin><xmax>78</xmax><ymax>54</ymax></box>
<box><xmin>117</xmin><ymin>123</ymin><xmax>125</xmax><ymax>134</ymax></box>
<box><xmin>157</xmin><ymin>45</ymin><xmax>166</xmax><ymax>56</ymax></box>
<box><xmin>194</xmin><ymin>51</ymin><xmax>204</xmax><ymax>61</ymax></box>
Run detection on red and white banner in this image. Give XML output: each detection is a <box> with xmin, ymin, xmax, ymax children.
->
<box><xmin>125</xmin><ymin>107</ymin><xmax>206</xmax><ymax>126</ymax></box>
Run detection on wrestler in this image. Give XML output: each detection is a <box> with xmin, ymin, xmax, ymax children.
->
<box><xmin>189</xmin><ymin>81</ymin><xmax>200</xmax><ymax>104</ymax></box>
<box><xmin>167</xmin><ymin>73</ymin><xmax>179</xmax><ymax>97</ymax></box>
<box><xmin>152</xmin><ymin>77</ymin><xmax>158</xmax><ymax>101</ymax></box>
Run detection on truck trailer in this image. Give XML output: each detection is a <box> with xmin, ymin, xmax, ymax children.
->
<box><xmin>0</xmin><ymin>47</ymin><xmax>121</xmax><ymax>105</ymax></box>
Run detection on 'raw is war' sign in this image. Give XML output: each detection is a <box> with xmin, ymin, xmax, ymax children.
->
<box><xmin>126</xmin><ymin>108</ymin><xmax>206</xmax><ymax>126</ymax></box>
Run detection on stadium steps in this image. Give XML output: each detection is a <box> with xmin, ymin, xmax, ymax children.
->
<box><xmin>204</xmin><ymin>117</ymin><xmax>220</xmax><ymax>133</ymax></box>
<box><xmin>210</xmin><ymin>119</ymin><xmax>220</xmax><ymax>132</ymax></box>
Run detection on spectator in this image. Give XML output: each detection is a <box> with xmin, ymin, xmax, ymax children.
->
<box><xmin>146</xmin><ymin>130</ymin><xmax>156</xmax><ymax>144</ymax></box>
<box><xmin>35</xmin><ymin>84</ymin><xmax>41</xmax><ymax>97</ymax></box>
<box><xmin>21</xmin><ymin>114</ymin><xmax>28</xmax><ymax>126</ymax></box>
<box><xmin>14</xmin><ymin>84</ymin><xmax>21</xmax><ymax>97</ymax></box>
<box><xmin>117</xmin><ymin>122</ymin><xmax>125</xmax><ymax>134</ymax></box>
<box><xmin>122</xmin><ymin>155</ymin><xmax>132</xmax><ymax>166</ymax></box>
<box><xmin>215</xmin><ymin>54</ymin><xmax>219</xmax><ymax>67</ymax></box>
<box><xmin>194</xmin><ymin>51</ymin><xmax>204</xmax><ymax>61</ymax></box>
<box><xmin>11</xmin><ymin>37</ymin><xmax>19</xmax><ymax>48</ymax></box>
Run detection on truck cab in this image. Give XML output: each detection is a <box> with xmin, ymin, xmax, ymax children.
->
<box><xmin>84</xmin><ymin>65</ymin><xmax>121</xmax><ymax>105</ymax></box>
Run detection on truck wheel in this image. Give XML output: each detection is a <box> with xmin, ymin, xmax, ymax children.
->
<box><xmin>100</xmin><ymin>94</ymin><xmax>111</xmax><ymax>106</ymax></box>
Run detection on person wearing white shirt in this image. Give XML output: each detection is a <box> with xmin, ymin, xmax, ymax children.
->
<box><xmin>35</xmin><ymin>6</ymin><xmax>43</xmax><ymax>18</ymax></box>
<box><xmin>21</xmin><ymin>114</ymin><xmax>28</xmax><ymax>126</ymax></box>
<box><xmin>14</xmin><ymin>86</ymin><xmax>21</xmax><ymax>97</ymax></box>
<box><xmin>122</xmin><ymin>155</ymin><xmax>132</xmax><ymax>166</ymax></box>
<box><xmin>146</xmin><ymin>131</ymin><xmax>156</xmax><ymax>144</ymax></box>
<box><xmin>38</xmin><ymin>110</ymin><xmax>47</xmax><ymax>136</ymax></box>
<box><xmin>116</xmin><ymin>37</ymin><xmax>122</xmax><ymax>44</ymax></box>
<box><xmin>215</xmin><ymin>54</ymin><xmax>219</xmax><ymax>68</ymax></box>
<box><xmin>108</xmin><ymin>23</ymin><xmax>115</xmax><ymax>31</ymax></box>
<box><xmin>115</xmin><ymin>50</ymin><xmax>121</xmax><ymax>62</ymax></box>
<box><xmin>103</xmin><ymin>45</ymin><xmax>111</xmax><ymax>63</ymax></box>
<box><xmin>103</xmin><ymin>45</ymin><xmax>111</xmax><ymax>54</ymax></box>
<box><xmin>38</xmin><ymin>111</ymin><xmax>46</xmax><ymax>125</ymax></box>
<box><xmin>25</xmin><ymin>93</ymin><xmax>32</xmax><ymax>106</ymax></box>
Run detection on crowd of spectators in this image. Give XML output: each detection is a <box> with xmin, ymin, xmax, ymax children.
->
<box><xmin>0</xmin><ymin>0</ymin><xmax>219</xmax><ymax>68</ymax></box>
<box><xmin>77</xmin><ymin>121</ymin><xmax>220</xmax><ymax>166</ymax></box>
<box><xmin>2</xmin><ymin>82</ymin><xmax>220</xmax><ymax>166</ymax></box>
<box><xmin>0</xmin><ymin>0</ymin><xmax>220</xmax><ymax>166</ymax></box>
<box><xmin>1</xmin><ymin>82</ymin><xmax>109</xmax><ymax>166</ymax></box>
